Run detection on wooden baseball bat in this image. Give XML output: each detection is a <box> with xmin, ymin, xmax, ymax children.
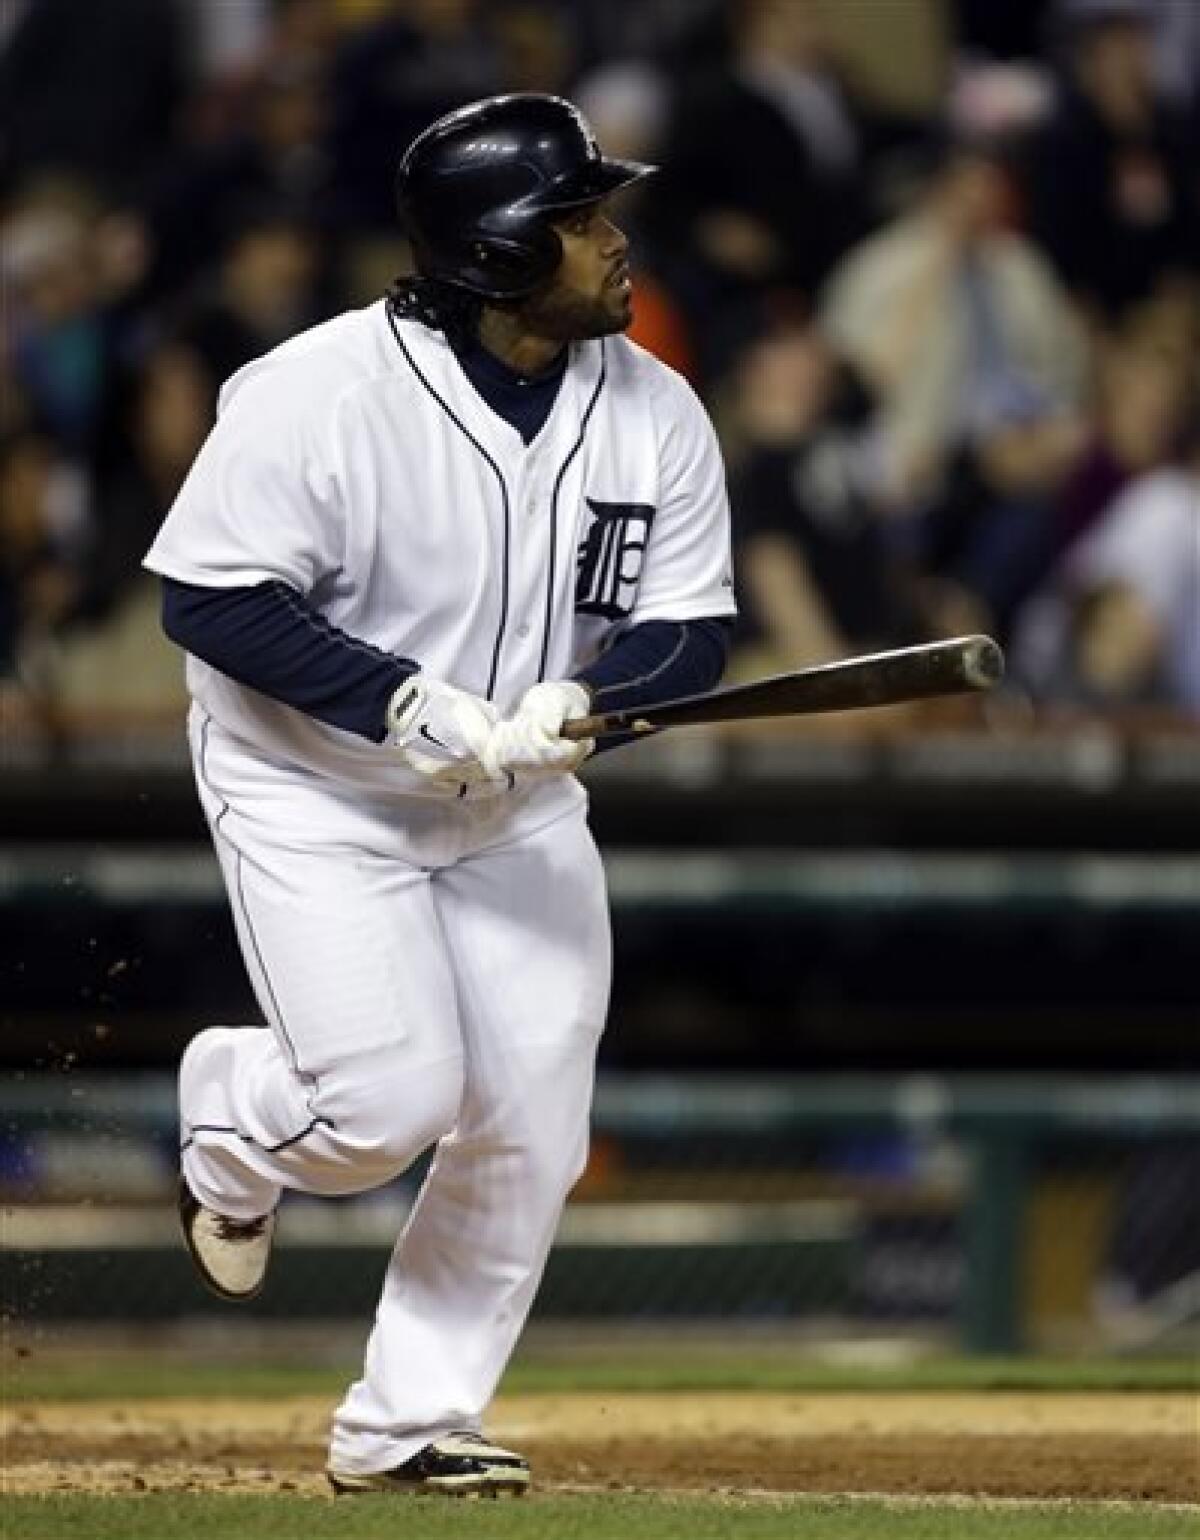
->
<box><xmin>562</xmin><ymin>634</ymin><xmax>1004</xmax><ymax>740</ymax></box>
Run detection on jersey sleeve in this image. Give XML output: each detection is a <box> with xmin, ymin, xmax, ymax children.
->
<box><xmin>627</xmin><ymin>366</ymin><xmax>737</xmax><ymax>626</ymax></box>
<box><xmin>160</xmin><ymin>578</ymin><xmax>417</xmax><ymax>740</ymax></box>
<box><xmin>143</xmin><ymin>363</ymin><xmax>346</xmax><ymax>594</ymax></box>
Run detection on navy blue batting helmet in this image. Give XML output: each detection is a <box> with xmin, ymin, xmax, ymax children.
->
<box><xmin>396</xmin><ymin>93</ymin><xmax>655</xmax><ymax>300</ymax></box>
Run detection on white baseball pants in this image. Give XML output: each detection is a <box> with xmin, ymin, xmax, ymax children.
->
<box><xmin>181</xmin><ymin>714</ymin><xmax>612</xmax><ymax>1471</ymax></box>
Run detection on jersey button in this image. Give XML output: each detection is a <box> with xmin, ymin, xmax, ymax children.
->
<box><xmin>517</xmin><ymin>622</ymin><xmax>531</xmax><ymax>638</ymax></box>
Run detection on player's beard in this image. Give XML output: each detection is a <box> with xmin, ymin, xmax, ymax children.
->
<box><xmin>514</xmin><ymin>282</ymin><xmax>631</xmax><ymax>342</ymax></box>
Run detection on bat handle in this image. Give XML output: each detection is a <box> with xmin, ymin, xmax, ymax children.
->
<box><xmin>564</xmin><ymin>713</ymin><xmax>659</xmax><ymax>741</ymax></box>
<box><xmin>563</xmin><ymin>713</ymin><xmax>606</xmax><ymax>741</ymax></box>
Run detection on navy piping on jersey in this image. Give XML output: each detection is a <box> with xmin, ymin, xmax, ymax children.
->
<box><xmin>198</xmin><ymin>713</ymin><xmax>306</xmax><ymax>1082</ymax></box>
<box><xmin>180</xmin><ymin>1117</ymin><xmax>329</xmax><ymax>1156</ymax></box>
<box><xmin>386</xmin><ymin>304</ymin><xmax>512</xmax><ymax>701</ymax></box>
<box><xmin>540</xmin><ymin>342</ymin><xmax>607</xmax><ymax>682</ymax></box>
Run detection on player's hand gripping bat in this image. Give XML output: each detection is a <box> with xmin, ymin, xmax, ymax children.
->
<box><xmin>561</xmin><ymin>634</ymin><xmax>1004</xmax><ymax>741</ymax></box>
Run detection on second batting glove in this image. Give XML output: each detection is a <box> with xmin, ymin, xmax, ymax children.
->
<box><xmin>481</xmin><ymin>680</ymin><xmax>594</xmax><ymax>782</ymax></box>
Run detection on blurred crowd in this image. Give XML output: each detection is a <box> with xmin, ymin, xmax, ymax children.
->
<box><xmin>2</xmin><ymin>0</ymin><xmax>1198</xmax><ymax>732</ymax></box>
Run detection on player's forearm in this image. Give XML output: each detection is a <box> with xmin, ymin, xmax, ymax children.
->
<box><xmin>160</xmin><ymin>577</ymin><xmax>417</xmax><ymax>741</ymax></box>
<box><xmin>573</xmin><ymin>618</ymin><xmax>730</xmax><ymax>752</ymax></box>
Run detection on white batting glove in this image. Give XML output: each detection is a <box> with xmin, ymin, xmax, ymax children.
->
<box><xmin>385</xmin><ymin>675</ymin><xmax>504</xmax><ymax>788</ymax></box>
<box><xmin>481</xmin><ymin>681</ymin><xmax>594</xmax><ymax>782</ymax></box>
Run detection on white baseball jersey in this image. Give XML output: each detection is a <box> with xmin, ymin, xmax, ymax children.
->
<box><xmin>145</xmin><ymin>300</ymin><xmax>736</xmax><ymax>795</ymax></box>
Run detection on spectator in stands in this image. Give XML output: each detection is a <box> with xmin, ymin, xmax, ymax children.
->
<box><xmin>1054</xmin><ymin>310</ymin><xmax>1195</xmax><ymax>546</ymax></box>
<box><xmin>2</xmin><ymin>195</ymin><xmax>123</xmax><ymax>458</ymax></box>
<box><xmin>962</xmin><ymin>302</ymin><xmax>1195</xmax><ymax>632</ymax></box>
<box><xmin>819</xmin><ymin>119</ymin><xmax>1087</xmax><ymax>511</ymax></box>
<box><xmin>0</xmin><ymin>331</ymin><xmax>207</xmax><ymax>702</ymax></box>
<box><xmin>3</xmin><ymin>0</ymin><xmax>1196</xmax><ymax>738</ymax></box>
<box><xmin>0</xmin><ymin>348</ymin><xmax>208</xmax><ymax>717</ymax></box>
<box><xmin>0</xmin><ymin>0</ymin><xmax>184</xmax><ymax>202</ymax></box>
<box><xmin>148</xmin><ymin>49</ymin><xmax>335</xmax><ymax>300</ymax></box>
<box><xmin>184</xmin><ymin>0</ymin><xmax>339</xmax><ymax>136</ymax></box>
<box><xmin>1150</xmin><ymin>0</ymin><xmax>1200</xmax><ymax>111</ymax></box>
<box><xmin>723</xmin><ymin>320</ymin><xmax>929</xmax><ymax>674</ymax></box>
<box><xmin>647</xmin><ymin>0</ymin><xmax>865</xmax><ymax>375</ymax></box>
<box><xmin>916</xmin><ymin>301</ymin><xmax>1196</xmax><ymax>638</ymax></box>
<box><xmin>3</xmin><ymin>195</ymin><xmax>102</xmax><ymax>455</ymax></box>
<box><xmin>0</xmin><ymin>431</ymin><xmax>85</xmax><ymax>685</ymax></box>
<box><xmin>818</xmin><ymin>116</ymin><xmax>1089</xmax><ymax>634</ymax></box>
<box><xmin>1013</xmin><ymin>396</ymin><xmax>1200</xmax><ymax>714</ymax></box>
<box><xmin>328</xmin><ymin>0</ymin><xmax>502</xmax><ymax>231</ymax></box>
<box><xmin>174</xmin><ymin>207</ymin><xmax>322</xmax><ymax>391</ymax></box>
<box><xmin>1025</xmin><ymin>0</ymin><xmax>1200</xmax><ymax>320</ymax></box>
<box><xmin>491</xmin><ymin>2</ymin><xmax>578</xmax><ymax>98</ymax></box>
<box><xmin>86</xmin><ymin>343</ymin><xmax>213</xmax><ymax>626</ymax></box>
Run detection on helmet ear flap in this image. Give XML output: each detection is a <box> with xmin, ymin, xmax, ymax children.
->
<box><xmin>465</xmin><ymin>221</ymin><xmax>562</xmax><ymax>297</ymax></box>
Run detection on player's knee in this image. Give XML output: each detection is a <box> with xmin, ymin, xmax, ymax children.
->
<box><xmin>535</xmin><ymin>1058</ymin><xmax>595</xmax><ymax>1197</ymax></box>
<box><xmin>317</xmin><ymin>1051</ymin><xmax>463</xmax><ymax>1176</ymax></box>
<box><xmin>514</xmin><ymin>1118</ymin><xmax>591</xmax><ymax>1209</ymax></box>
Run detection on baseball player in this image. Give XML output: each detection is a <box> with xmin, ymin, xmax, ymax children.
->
<box><xmin>145</xmin><ymin>93</ymin><xmax>735</xmax><ymax>1497</ymax></box>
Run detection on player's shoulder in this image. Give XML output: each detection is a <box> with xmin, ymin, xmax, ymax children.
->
<box><xmin>217</xmin><ymin>301</ymin><xmax>400</xmax><ymax>417</ymax></box>
<box><xmin>603</xmin><ymin>334</ymin><xmax>709</xmax><ymax>425</ymax></box>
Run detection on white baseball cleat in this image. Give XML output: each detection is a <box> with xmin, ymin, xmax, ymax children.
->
<box><xmin>178</xmin><ymin>1177</ymin><xmax>276</xmax><ymax>1301</ymax></box>
<box><xmin>327</xmin><ymin>1431</ymin><xmax>531</xmax><ymax>1498</ymax></box>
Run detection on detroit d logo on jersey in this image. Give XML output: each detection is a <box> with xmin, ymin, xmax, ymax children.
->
<box><xmin>575</xmin><ymin>498</ymin><xmax>656</xmax><ymax>620</ymax></box>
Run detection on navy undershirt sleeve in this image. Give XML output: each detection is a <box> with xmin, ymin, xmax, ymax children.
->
<box><xmin>160</xmin><ymin>577</ymin><xmax>418</xmax><ymax>741</ymax></box>
<box><xmin>573</xmin><ymin>618</ymin><xmax>731</xmax><ymax>752</ymax></box>
<box><xmin>161</xmin><ymin>577</ymin><xmax>730</xmax><ymax>753</ymax></box>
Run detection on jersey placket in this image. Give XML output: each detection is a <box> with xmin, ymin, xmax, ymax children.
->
<box><xmin>502</xmin><ymin>444</ymin><xmax>557</xmax><ymax>708</ymax></box>
<box><xmin>485</xmin><ymin>354</ymin><xmax>595</xmax><ymax>709</ymax></box>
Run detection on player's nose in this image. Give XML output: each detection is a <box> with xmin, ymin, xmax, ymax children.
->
<box><xmin>600</xmin><ymin>218</ymin><xmax>628</xmax><ymax>259</ymax></box>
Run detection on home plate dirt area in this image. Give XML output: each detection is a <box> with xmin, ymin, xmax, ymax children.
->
<box><xmin>5</xmin><ymin>1390</ymin><xmax>1196</xmax><ymax>1502</ymax></box>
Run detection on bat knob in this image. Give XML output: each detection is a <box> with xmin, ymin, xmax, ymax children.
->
<box><xmin>961</xmin><ymin>635</ymin><xmax>1005</xmax><ymax>690</ymax></box>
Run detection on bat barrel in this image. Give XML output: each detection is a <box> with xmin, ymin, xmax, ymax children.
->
<box><xmin>565</xmin><ymin>633</ymin><xmax>1005</xmax><ymax>739</ymax></box>
<box><xmin>869</xmin><ymin>634</ymin><xmax>1003</xmax><ymax>701</ymax></box>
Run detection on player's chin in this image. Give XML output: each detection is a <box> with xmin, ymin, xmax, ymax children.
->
<box><xmin>610</xmin><ymin>291</ymin><xmax>635</xmax><ymax>330</ymax></box>
<box><xmin>590</xmin><ymin>289</ymin><xmax>634</xmax><ymax>335</ymax></box>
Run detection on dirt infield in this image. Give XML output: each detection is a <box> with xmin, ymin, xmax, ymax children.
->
<box><xmin>5</xmin><ymin>1391</ymin><xmax>1197</xmax><ymax>1503</ymax></box>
